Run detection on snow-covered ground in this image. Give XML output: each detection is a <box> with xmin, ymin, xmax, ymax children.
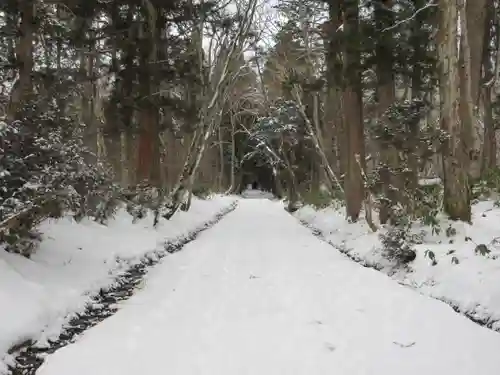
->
<box><xmin>295</xmin><ymin>200</ymin><xmax>500</xmax><ymax>330</ymax></box>
<box><xmin>32</xmin><ymin>199</ymin><xmax>500</xmax><ymax>375</ymax></box>
<box><xmin>0</xmin><ymin>196</ymin><xmax>235</xmax><ymax>374</ymax></box>
<box><xmin>241</xmin><ymin>188</ymin><xmax>275</xmax><ymax>199</ymax></box>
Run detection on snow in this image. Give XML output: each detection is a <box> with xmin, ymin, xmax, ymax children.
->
<box><xmin>241</xmin><ymin>188</ymin><xmax>275</xmax><ymax>199</ymax></box>
<box><xmin>418</xmin><ymin>177</ymin><xmax>442</xmax><ymax>186</ymax></box>
<box><xmin>295</xmin><ymin>199</ymin><xmax>500</xmax><ymax>330</ymax></box>
<box><xmin>34</xmin><ymin>199</ymin><xmax>500</xmax><ymax>375</ymax></box>
<box><xmin>0</xmin><ymin>195</ymin><xmax>236</xmax><ymax>374</ymax></box>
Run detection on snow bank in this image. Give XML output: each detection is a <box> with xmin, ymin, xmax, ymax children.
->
<box><xmin>0</xmin><ymin>196</ymin><xmax>236</xmax><ymax>374</ymax></box>
<box><xmin>295</xmin><ymin>200</ymin><xmax>500</xmax><ymax>331</ymax></box>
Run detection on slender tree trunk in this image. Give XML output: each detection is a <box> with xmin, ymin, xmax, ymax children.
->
<box><xmin>408</xmin><ymin>0</ymin><xmax>426</xmax><ymax>198</ymax></box>
<box><xmin>464</xmin><ymin>0</ymin><xmax>488</xmax><ymax>107</ymax></box>
<box><xmin>375</xmin><ymin>0</ymin><xmax>396</xmax><ymax>118</ymax></box>
<box><xmin>325</xmin><ymin>1</ymin><xmax>345</xmax><ymax>175</ymax></box>
<box><xmin>438</xmin><ymin>0</ymin><xmax>471</xmax><ymax>222</ymax></box>
<box><xmin>120</xmin><ymin>131</ymin><xmax>129</xmax><ymax>187</ymax></box>
<box><xmin>458</xmin><ymin>0</ymin><xmax>488</xmax><ymax>179</ymax></box>
<box><xmin>136</xmin><ymin>2</ymin><xmax>161</xmax><ymax>187</ymax></box>
<box><xmin>137</xmin><ymin>110</ymin><xmax>155</xmax><ymax>184</ymax></box>
<box><xmin>227</xmin><ymin>111</ymin><xmax>236</xmax><ymax>192</ymax></box>
<box><xmin>218</xmin><ymin>125</ymin><xmax>224</xmax><ymax>190</ymax></box>
<box><xmin>282</xmin><ymin>144</ymin><xmax>299</xmax><ymax>212</ymax></box>
<box><xmin>81</xmin><ymin>28</ymin><xmax>98</xmax><ymax>164</ymax></box>
<box><xmin>342</xmin><ymin>0</ymin><xmax>365</xmax><ymax>221</ymax></box>
<box><xmin>291</xmin><ymin>85</ymin><xmax>343</xmax><ymax>195</ymax></box>
<box><xmin>481</xmin><ymin>2</ymin><xmax>496</xmax><ymax>175</ymax></box>
<box><xmin>375</xmin><ymin>0</ymin><xmax>397</xmax><ymax>224</ymax></box>
<box><xmin>481</xmin><ymin>85</ymin><xmax>496</xmax><ymax>174</ymax></box>
<box><xmin>10</xmin><ymin>0</ymin><xmax>35</xmax><ymax>119</ymax></box>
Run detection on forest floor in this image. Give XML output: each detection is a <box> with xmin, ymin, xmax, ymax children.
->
<box><xmin>4</xmin><ymin>197</ymin><xmax>499</xmax><ymax>374</ymax></box>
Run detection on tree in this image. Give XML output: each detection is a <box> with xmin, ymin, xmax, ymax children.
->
<box><xmin>480</xmin><ymin>0</ymin><xmax>497</xmax><ymax>176</ymax></box>
<box><xmin>324</xmin><ymin>1</ymin><xmax>344</xmax><ymax>176</ymax></box>
<box><xmin>342</xmin><ymin>0</ymin><xmax>365</xmax><ymax>221</ymax></box>
<box><xmin>163</xmin><ymin>0</ymin><xmax>261</xmax><ymax>218</ymax></box>
<box><xmin>438</xmin><ymin>0</ymin><xmax>471</xmax><ymax>221</ymax></box>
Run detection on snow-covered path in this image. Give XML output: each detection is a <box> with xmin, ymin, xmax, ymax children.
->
<box><xmin>37</xmin><ymin>199</ymin><xmax>500</xmax><ymax>375</ymax></box>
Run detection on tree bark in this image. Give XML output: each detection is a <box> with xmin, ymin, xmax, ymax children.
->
<box><xmin>463</xmin><ymin>0</ymin><xmax>488</xmax><ymax>107</ymax></box>
<box><xmin>282</xmin><ymin>144</ymin><xmax>299</xmax><ymax>212</ymax></box>
<box><xmin>106</xmin><ymin>4</ymin><xmax>136</xmax><ymax>187</ymax></box>
<box><xmin>481</xmin><ymin>85</ymin><xmax>496</xmax><ymax>174</ymax></box>
<box><xmin>438</xmin><ymin>0</ymin><xmax>471</xmax><ymax>222</ymax></box>
<box><xmin>408</xmin><ymin>0</ymin><xmax>426</xmax><ymax>197</ymax></box>
<box><xmin>481</xmin><ymin>1</ymin><xmax>496</xmax><ymax>175</ymax></box>
<box><xmin>81</xmin><ymin>26</ymin><xmax>98</xmax><ymax>164</ymax></box>
<box><xmin>136</xmin><ymin>1</ymin><xmax>161</xmax><ymax>187</ymax></box>
<box><xmin>458</xmin><ymin>0</ymin><xmax>488</xmax><ymax>178</ymax></box>
<box><xmin>325</xmin><ymin>1</ymin><xmax>345</xmax><ymax>175</ymax></box>
<box><xmin>375</xmin><ymin>0</ymin><xmax>397</xmax><ymax>224</ymax></box>
<box><xmin>342</xmin><ymin>0</ymin><xmax>365</xmax><ymax>222</ymax></box>
<box><xmin>9</xmin><ymin>0</ymin><xmax>35</xmax><ymax>119</ymax></box>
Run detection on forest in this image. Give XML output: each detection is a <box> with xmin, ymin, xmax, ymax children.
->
<box><xmin>0</xmin><ymin>0</ymin><xmax>498</xmax><ymax>256</ymax></box>
<box><xmin>3</xmin><ymin>1</ymin><xmax>500</xmax><ymax>373</ymax></box>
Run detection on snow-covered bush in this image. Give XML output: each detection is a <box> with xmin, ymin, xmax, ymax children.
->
<box><xmin>125</xmin><ymin>184</ymin><xmax>159</xmax><ymax>223</ymax></box>
<box><xmin>368</xmin><ymin>99</ymin><xmax>446</xmax><ymax>223</ymax></box>
<box><xmin>472</xmin><ymin>168</ymin><xmax>500</xmax><ymax>201</ymax></box>
<box><xmin>378</xmin><ymin>207</ymin><xmax>419</xmax><ymax>265</ymax></box>
<box><xmin>414</xmin><ymin>181</ymin><xmax>442</xmax><ymax>234</ymax></box>
<box><xmin>379</xmin><ymin>226</ymin><xmax>417</xmax><ymax>265</ymax></box>
<box><xmin>192</xmin><ymin>185</ymin><xmax>212</xmax><ymax>199</ymax></box>
<box><xmin>0</xmin><ymin>103</ymin><xmax>116</xmax><ymax>254</ymax></box>
<box><xmin>301</xmin><ymin>186</ymin><xmax>335</xmax><ymax>209</ymax></box>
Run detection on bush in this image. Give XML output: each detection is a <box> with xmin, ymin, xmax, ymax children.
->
<box><xmin>301</xmin><ymin>187</ymin><xmax>334</xmax><ymax>209</ymax></box>
<box><xmin>473</xmin><ymin>167</ymin><xmax>500</xmax><ymax>200</ymax></box>
<box><xmin>379</xmin><ymin>225</ymin><xmax>417</xmax><ymax>265</ymax></box>
<box><xmin>192</xmin><ymin>185</ymin><xmax>212</xmax><ymax>199</ymax></box>
<box><xmin>379</xmin><ymin>209</ymin><xmax>419</xmax><ymax>265</ymax></box>
<box><xmin>0</xmin><ymin>103</ymin><xmax>116</xmax><ymax>254</ymax></box>
<box><xmin>125</xmin><ymin>184</ymin><xmax>162</xmax><ymax>223</ymax></box>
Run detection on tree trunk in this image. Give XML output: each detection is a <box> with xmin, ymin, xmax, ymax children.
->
<box><xmin>481</xmin><ymin>2</ymin><xmax>496</xmax><ymax>175</ymax></box>
<box><xmin>291</xmin><ymin>86</ymin><xmax>343</xmax><ymax>195</ymax></box>
<box><xmin>325</xmin><ymin>1</ymin><xmax>345</xmax><ymax>175</ymax></box>
<box><xmin>464</xmin><ymin>0</ymin><xmax>488</xmax><ymax>107</ymax></box>
<box><xmin>164</xmin><ymin>0</ymin><xmax>258</xmax><ymax>219</ymax></box>
<box><xmin>120</xmin><ymin>130</ymin><xmax>130</xmax><ymax>187</ymax></box>
<box><xmin>458</xmin><ymin>0</ymin><xmax>488</xmax><ymax>178</ymax></box>
<box><xmin>227</xmin><ymin>111</ymin><xmax>237</xmax><ymax>192</ymax></box>
<box><xmin>342</xmin><ymin>0</ymin><xmax>365</xmax><ymax>222</ymax></box>
<box><xmin>408</xmin><ymin>0</ymin><xmax>426</xmax><ymax>199</ymax></box>
<box><xmin>282</xmin><ymin>145</ymin><xmax>299</xmax><ymax>212</ymax></box>
<box><xmin>137</xmin><ymin>109</ymin><xmax>155</xmax><ymax>184</ymax></box>
<box><xmin>438</xmin><ymin>0</ymin><xmax>471</xmax><ymax>222</ymax></box>
<box><xmin>136</xmin><ymin>2</ymin><xmax>161</xmax><ymax>187</ymax></box>
<box><xmin>481</xmin><ymin>85</ymin><xmax>496</xmax><ymax>174</ymax></box>
<box><xmin>81</xmin><ymin>28</ymin><xmax>98</xmax><ymax>164</ymax></box>
<box><xmin>218</xmin><ymin>124</ymin><xmax>225</xmax><ymax>191</ymax></box>
<box><xmin>375</xmin><ymin>0</ymin><xmax>397</xmax><ymax>224</ymax></box>
<box><xmin>9</xmin><ymin>0</ymin><xmax>35</xmax><ymax>119</ymax></box>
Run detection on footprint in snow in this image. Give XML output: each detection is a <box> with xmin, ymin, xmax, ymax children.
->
<box><xmin>324</xmin><ymin>342</ymin><xmax>336</xmax><ymax>352</ymax></box>
<box><xmin>393</xmin><ymin>341</ymin><xmax>416</xmax><ymax>348</ymax></box>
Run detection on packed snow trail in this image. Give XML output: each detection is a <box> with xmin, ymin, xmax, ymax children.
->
<box><xmin>37</xmin><ymin>199</ymin><xmax>500</xmax><ymax>375</ymax></box>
